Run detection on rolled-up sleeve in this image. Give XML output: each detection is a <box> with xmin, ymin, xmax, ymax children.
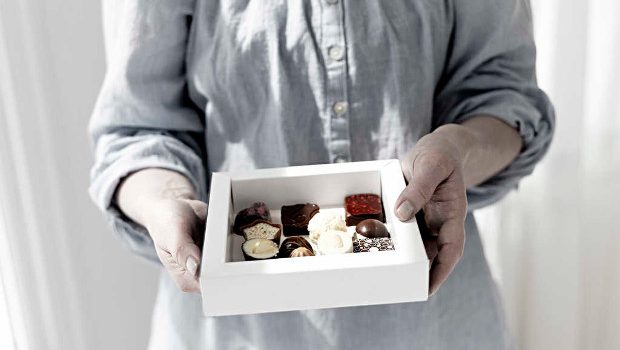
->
<box><xmin>433</xmin><ymin>0</ymin><xmax>555</xmax><ymax>210</ymax></box>
<box><xmin>88</xmin><ymin>0</ymin><xmax>205</xmax><ymax>262</ymax></box>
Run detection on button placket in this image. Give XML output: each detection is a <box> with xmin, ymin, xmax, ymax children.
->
<box><xmin>322</xmin><ymin>0</ymin><xmax>351</xmax><ymax>164</ymax></box>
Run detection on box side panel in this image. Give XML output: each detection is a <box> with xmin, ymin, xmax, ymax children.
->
<box><xmin>226</xmin><ymin>160</ymin><xmax>393</xmax><ymax>181</ymax></box>
<box><xmin>231</xmin><ymin>171</ymin><xmax>381</xmax><ymax>211</ymax></box>
<box><xmin>201</xmin><ymin>174</ymin><xmax>232</xmax><ymax>279</ymax></box>
<box><xmin>202</xmin><ymin>260</ymin><xmax>429</xmax><ymax>317</ymax></box>
<box><xmin>380</xmin><ymin>161</ymin><xmax>428</xmax><ymax>261</ymax></box>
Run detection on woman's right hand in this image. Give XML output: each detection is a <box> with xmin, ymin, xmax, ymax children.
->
<box><xmin>143</xmin><ymin>197</ymin><xmax>207</xmax><ymax>293</ymax></box>
<box><xmin>115</xmin><ymin>168</ymin><xmax>207</xmax><ymax>293</ymax></box>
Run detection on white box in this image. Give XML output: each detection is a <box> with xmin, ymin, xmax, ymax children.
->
<box><xmin>200</xmin><ymin>160</ymin><xmax>429</xmax><ymax>316</ymax></box>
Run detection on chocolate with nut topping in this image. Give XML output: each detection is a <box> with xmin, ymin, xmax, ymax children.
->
<box><xmin>279</xmin><ymin>236</ymin><xmax>314</xmax><ymax>258</ymax></box>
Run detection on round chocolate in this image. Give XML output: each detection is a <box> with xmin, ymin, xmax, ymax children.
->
<box><xmin>317</xmin><ymin>230</ymin><xmax>352</xmax><ymax>255</ymax></box>
<box><xmin>355</xmin><ymin>219</ymin><xmax>390</xmax><ymax>238</ymax></box>
<box><xmin>242</xmin><ymin>239</ymin><xmax>279</xmax><ymax>260</ymax></box>
<box><xmin>290</xmin><ymin>247</ymin><xmax>314</xmax><ymax>257</ymax></box>
<box><xmin>278</xmin><ymin>236</ymin><xmax>313</xmax><ymax>258</ymax></box>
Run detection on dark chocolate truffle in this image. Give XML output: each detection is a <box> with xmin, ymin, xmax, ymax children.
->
<box><xmin>280</xmin><ymin>203</ymin><xmax>320</xmax><ymax>236</ymax></box>
<box><xmin>355</xmin><ymin>219</ymin><xmax>390</xmax><ymax>238</ymax></box>
<box><xmin>241</xmin><ymin>220</ymin><xmax>282</xmax><ymax>242</ymax></box>
<box><xmin>353</xmin><ymin>237</ymin><xmax>395</xmax><ymax>253</ymax></box>
<box><xmin>233</xmin><ymin>202</ymin><xmax>271</xmax><ymax>235</ymax></box>
<box><xmin>278</xmin><ymin>236</ymin><xmax>314</xmax><ymax>258</ymax></box>
<box><xmin>345</xmin><ymin>194</ymin><xmax>384</xmax><ymax>226</ymax></box>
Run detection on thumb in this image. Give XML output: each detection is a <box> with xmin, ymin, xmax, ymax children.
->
<box><xmin>395</xmin><ymin>154</ymin><xmax>453</xmax><ymax>222</ymax></box>
<box><xmin>186</xmin><ymin>199</ymin><xmax>208</xmax><ymax>222</ymax></box>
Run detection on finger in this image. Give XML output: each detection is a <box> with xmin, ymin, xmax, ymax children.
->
<box><xmin>186</xmin><ymin>200</ymin><xmax>208</xmax><ymax>222</ymax></box>
<box><xmin>155</xmin><ymin>245</ymin><xmax>201</xmax><ymax>294</ymax></box>
<box><xmin>185</xmin><ymin>200</ymin><xmax>208</xmax><ymax>246</ymax></box>
<box><xmin>428</xmin><ymin>219</ymin><xmax>465</xmax><ymax>296</ymax></box>
<box><xmin>415</xmin><ymin>211</ymin><xmax>438</xmax><ymax>266</ymax></box>
<box><xmin>424</xmin><ymin>238</ymin><xmax>439</xmax><ymax>268</ymax></box>
<box><xmin>395</xmin><ymin>154</ymin><xmax>453</xmax><ymax>221</ymax></box>
<box><xmin>159</xmin><ymin>220</ymin><xmax>203</xmax><ymax>293</ymax></box>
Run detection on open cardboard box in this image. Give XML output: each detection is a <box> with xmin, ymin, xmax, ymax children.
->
<box><xmin>200</xmin><ymin>160</ymin><xmax>429</xmax><ymax>317</ymax></box>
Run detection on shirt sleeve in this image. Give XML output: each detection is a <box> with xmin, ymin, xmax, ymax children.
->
<box><xmin>433</xmin><ymin>0</ymin><xmax>555</xmax><ymax>210</ymax></box>
<box><xmin>88</xmin><ymin>0</ymin><xmax>205</xmax><ymax>262</ymax></box>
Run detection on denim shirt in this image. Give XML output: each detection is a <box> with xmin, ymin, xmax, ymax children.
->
<box><xmin>89</xmin><ymin>1</ymin><xmax>553</xmax><ymax>348</ymax></box>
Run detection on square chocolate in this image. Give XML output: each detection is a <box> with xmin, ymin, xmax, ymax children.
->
<box><xmin>280</xmin><ymin>203</ymin><xmax>320</xmax><ymax>236</ymax></box>
<box><xmin>241</xmin><ymin>220</ymin><xmax>282</xmax><ymax>243</ymax></box>
<box><xmin>353</xmin><ymin>237</ymin><xmax>395</xmax><ymax>253</ymax></box>
<box><xmin>345</xmin><ymin>194</ymin><xmax>384</xmax><ymax>226</ymax></box>
<box><xmin>232</xmin><ymin>202</ymin><xmax>271</xmax><ymax>235</ymax></box>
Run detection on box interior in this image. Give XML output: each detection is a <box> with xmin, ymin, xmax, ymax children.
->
<box><xmin>225</xmin><ymin>170</ymin><xmax>394</xmax><ymax>263</ymax></box>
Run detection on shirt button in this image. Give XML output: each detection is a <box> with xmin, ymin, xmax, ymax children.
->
<box><xmin>333</xmin><ymin>101</ymin><xmax>348</xmax><ymax>116</ymax></box>
<box><xmin>325</xmin><ymin>0</ymin><xmax>338</xmax><ymax>4</ymax></box>
<box><xmin>328</xmin><ymin>45</ymin><xmax>344</xmax><ymax>61</ymax></box>
<box><xmin>333</xmin><ymin>156</ymin><xmax>348</xmax><ymax>163</ymax></box>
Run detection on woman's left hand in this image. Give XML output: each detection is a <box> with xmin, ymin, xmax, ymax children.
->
<box><xmin>395</xmin><ymin>125</ymin><xmax>469</xmax><ymax>296</ymax></box>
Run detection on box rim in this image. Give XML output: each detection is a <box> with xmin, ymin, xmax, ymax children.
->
<box><xmin>201</xmin><ymin>160</ymin><xmax>428</xmax><ymax>280</ymax></box>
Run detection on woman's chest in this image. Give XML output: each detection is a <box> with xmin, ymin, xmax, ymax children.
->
<box><xmin>185</xmin><ymin>0</ymin><xmax>452</xmax><ymax>109</ymax></box>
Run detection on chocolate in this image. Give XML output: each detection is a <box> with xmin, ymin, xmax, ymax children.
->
<box><xmin>233</xmin><ymin>202</ymin><xmax>271</xmax><ymax>235</ymax></box>
<box><xmin>242</xmin><ymin>239</ymin><xmax>279</xmax><ymax>261</ymax></box>
<box><xmin>280</xmin><ymin>203</ymin><xmax>320</xmax><ymax>236</ymax></box>
<box><xmin>355</xmin><ymin>219</ymin><xmax>390</xmax><ymax>238</ymax></box>
<box><xmin>317</xmin><ymin>230</ymin><xmax>353</xmax><ymax>255</ymax></box>
<box><xmin>290</xmin><ymin>247</ymin><xmax>315</xmax><ymax>258</ymax></box>
<box><xmin>241</xmin><ymin>220</ymin><xmax>282</xmax><ymax>242</ymax></box>
<box><xmin>278</xmin><ymin>236</ymin><xmax>313</xmax><ymax>258</ymax></box>
<box><xmin>307</xmin><ymin>211</ymin><xmax>347</xmax><ymax>243</ymax></box>
<box><xmin>345</xmin><ymin>194</ymin><xmax>384</xmax><ymax>226</ymax></box>
<box><xmin>353</xmin><ymin>237</ymin><xmax>395</xmax><ymax>253</ymax></box>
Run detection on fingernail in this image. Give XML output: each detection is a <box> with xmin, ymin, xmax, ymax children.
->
<box><xmin>396</xmin><ymin>200</ymin><xmax>415</xmax><ymax>221</ymax></box>
<box><xmin>186</xmin><ymin>256</ymin><xmax>199</xmax><ymax>277</ymax></box>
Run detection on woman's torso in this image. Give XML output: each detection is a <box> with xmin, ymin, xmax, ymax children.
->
<box><xmin>185</xmin><ymin>0</ymin><xmax>451</xmax><ymax>173</ymax></box>
<box><xmin>152</xmin><ymin>2</ymin><xmax>510</xmax><ymax>349</ymax></box>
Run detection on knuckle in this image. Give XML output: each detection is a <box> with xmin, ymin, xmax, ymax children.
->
<box><xmin>419</xmin><ymin>152</ymin><xmax>455</xmax><ymax>174</ymax></box>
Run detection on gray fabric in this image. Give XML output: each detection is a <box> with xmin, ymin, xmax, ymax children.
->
<box><xmin>148</xmin><ymin>215</ymin><xmax>512</xmax><ymax>350</ymax></box>
<box><xmin>89</xmin><ymin>0</ymin><xmax>554</xmax><ymax>348</ymax></box>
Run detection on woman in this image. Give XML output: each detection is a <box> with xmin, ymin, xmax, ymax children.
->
<box><xmin>89</xmin><ymin>1</ymin><xmax>554</xmax><ymax>349</ymax></box>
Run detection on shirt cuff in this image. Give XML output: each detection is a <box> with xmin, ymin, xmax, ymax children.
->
<box><xmin>451</xmin><ymin>90</ymin><xmax>555</xmax><ymax>210</ymax></box>
<box><xmin>89</xmin><ymin>136</ymin><xmax>207</xmax><ymax>262</ymax></box>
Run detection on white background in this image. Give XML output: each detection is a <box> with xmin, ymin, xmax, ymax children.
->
<box><xmin>0</xmin><ymin>0</ymin><xmax>619</xmax><ymax>349</ymax></box>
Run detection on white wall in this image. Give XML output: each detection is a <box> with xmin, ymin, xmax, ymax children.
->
<box><xmin>0</xmin><ymin>1</ymin><xmax>159</xmax><ymax>349</ymax></box>
<box><xmin>477</xmin><ymin>1</ymin><xmax>620</xmax><ymax>349</ymax></box>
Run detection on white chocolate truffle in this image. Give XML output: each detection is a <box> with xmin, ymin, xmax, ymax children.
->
<box><xmin>308</xmin><ymin>211</ymin><xmax>347</xmax><ymax>242</ymax></box>
<box><xmin>242</xmin><ymin>239</ymin><xmax>279</xmax><ymax>260</ymax></box>
<box><xmin>317</xmin><ymin>230</ymin><xmax>353</xmax><ymax>255</ymax></box>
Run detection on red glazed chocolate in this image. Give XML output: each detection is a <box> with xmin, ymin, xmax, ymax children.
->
<box><xmin>345</xmin><ymin>194</ymin><xmax>384</xmax><ymax>226</ymax></box>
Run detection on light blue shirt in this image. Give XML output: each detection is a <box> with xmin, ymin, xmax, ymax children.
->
<box><xmin>89</xmin><ymin>0</ymin><xmax>554</xmax><ymax>348</ymax></box>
